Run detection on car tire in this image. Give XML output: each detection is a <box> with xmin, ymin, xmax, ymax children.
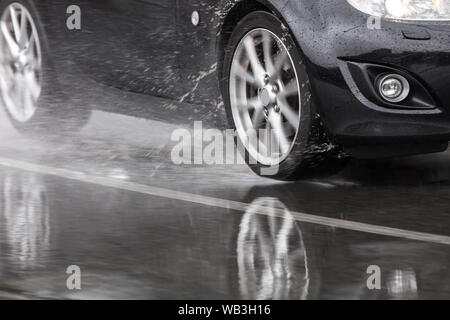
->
<box><xmin>221</xmin><ymin>11</ymin><xmax>347</xmax><ymax>181</ymax></box>
<box><xmin>0</xmin><ymin>0</ymin><xmax>90</xmax><ymax>138</ymax></box>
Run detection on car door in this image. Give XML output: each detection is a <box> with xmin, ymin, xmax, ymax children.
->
<box><xmin>61</xmin><ymin>0</ymin><xmax>183</xmax><ymax>99</ymax></box>
<box><xmin>175</xmin><ymin>0</ymin><xmax>222</xmax><ymax>106</ymax></box>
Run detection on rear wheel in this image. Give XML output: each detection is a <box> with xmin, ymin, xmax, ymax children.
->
<box><xmin>222</xmin><ymin>11</ymin><xmax>347</xmax><ymax>180</ymax></box>
<box><xmin>0</xmin><ymin>0</ymin><xmax>90</xmax><ymax>137</ymax></box>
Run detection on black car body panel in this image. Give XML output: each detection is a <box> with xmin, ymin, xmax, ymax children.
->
<box><xmin>32</xmin><ymin>0</ymin><xmax>450</xmax><ymax>157</ymax></box>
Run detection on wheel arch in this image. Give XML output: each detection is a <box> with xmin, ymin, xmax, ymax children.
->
<box><xmin>215</xmin><ymin>0</ymin><xmax>317</xmax><ymax>96</ymax></box>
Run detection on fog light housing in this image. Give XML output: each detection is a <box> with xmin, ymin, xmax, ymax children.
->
<box><xmin>378</xmin><ymin>74</ymin><xmax>410</xmax><ymax>103</ymax></box>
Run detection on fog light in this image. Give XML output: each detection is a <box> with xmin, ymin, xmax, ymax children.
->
<box><xmin>378</xmin><ymin>74</ymin><xmax>410</xmax><ymax>103</ymax></box>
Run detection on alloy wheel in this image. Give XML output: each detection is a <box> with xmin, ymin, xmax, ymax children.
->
<box><xmin>229</xmin><ymin>28</ymin><xmax>301</xmax><ymax>166</ymax></box>
<box><xmin>0</xmin><ymin>2</ymin><xmax>42</xmax><ymax>123</ymax></box>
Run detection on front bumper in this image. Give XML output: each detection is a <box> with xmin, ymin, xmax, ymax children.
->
<box><xmin>287</xmin><ymin>1</ymin><xmax>450</xmax><ymax>157</ymax></box>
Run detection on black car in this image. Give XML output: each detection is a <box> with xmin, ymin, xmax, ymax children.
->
<box><xmin>1</xmin><ymin>0</ymin><xmax>450</xmax><ymax>180</ymax></box>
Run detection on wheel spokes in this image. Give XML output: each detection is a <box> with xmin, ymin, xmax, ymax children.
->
<box><xmin>272</xmin><ymin>50</ymin><xmax>288</xmax><ymax>81</ymax></box>
<box><xmin>24</xmin><ymin>71</ymin><xmax>40</xmax><ymax>99</ymax></box>
<box><xmin>278</xmin><ymin>97</ymin><xmax>299</xmax><ymax>129</ymax></box>
<box><xmin>264</xmin><ymin>120</ymin><xmax>272</xmax><ymax>157</ymax></box>
<box><xmin>23</xmin><ymin>81</ymin><xmax>36</xmax><ymax>118</ymax></box>
<box><xmin>243</xmin><ymin>35</ymin><xmax>266</xmax><ymax>83</ymax></box>
<box><xmin>19</xmin><ymin>8</ymin><xmax>29</xmax><ymax>49</ymax></box>
<box><xmin>231</xmin><ymin>63</ymin><xmax>258</xmax><ymax>86</ymax></box>
<box><xmin>252</xmin><ymin>107</ymin><xmax>265</xmax><ymax>128</ymax></box>
<box><xmin>242</xmin><ymin>96</ymin><xmax>263</xmax><ymax>110</ymax></box>
<box><xmin>9</xmin><ymin>5</ymin><xmax>21</xmax><ymax>43</ymax></box>
<box><xmin>268</xmin><ymin>111</ymin><xmax>291</xmax><ymax>155</ymax></box>
<box><xmin>280</xmin><ymin>79</ymin><xmax>299</xmax><ymax>98</ymax></box>
<box><xmin>1</xmin><ymin>20</ymin><xmax>19</xmax><ymax>57</ymax></box>
<box><xmin>262</xmin><ymin>33</ymin><xmax>275</xmax><ymax>75</ymax></box>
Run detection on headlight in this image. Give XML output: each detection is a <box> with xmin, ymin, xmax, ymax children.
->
<box><xmin>347</xmin><ymin>0</ymin><xmax>450</xmax><ymax>21</ymax></box>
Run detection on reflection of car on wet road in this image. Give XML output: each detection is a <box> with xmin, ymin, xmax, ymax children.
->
<box><xmin>2</xmin><ymin>0</ymin><xmax>450</xmax><ymax>180</ymax></box>
<box><xmin>1</xmin><ymin>170</ymin><xmax>448</xmax><ymax>299</ymax></box>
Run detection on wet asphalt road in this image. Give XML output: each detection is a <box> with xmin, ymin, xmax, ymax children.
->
<box><xmin>1</xmin><ymin>75</ymin><xmax>450</xmax><ymax>299</ymax></box>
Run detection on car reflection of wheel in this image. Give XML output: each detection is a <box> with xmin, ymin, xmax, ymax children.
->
<box><xmin>222</xmin><ymin>11</ymin><xmax>347</xmax><ymax>180</ymax></box>
<box><xmin>0</xmin><ymin>0</ymin><xmax>90</xmax><ymax>137</ymax></box>
<box><xmin>237</xmin><ymin>197</ymin><xmax>311</xmax><ymax>300</ymax></box>
<box><xmin>0</xmin><ymin>172</ymin><xmax>50</xmax><ymax>269</ymax></box>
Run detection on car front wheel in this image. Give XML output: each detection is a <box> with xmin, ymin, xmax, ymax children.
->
<box><xmin>222</xmin><ymin>11</ymin><xmax>347</xmax><ymax>180</ymax></box>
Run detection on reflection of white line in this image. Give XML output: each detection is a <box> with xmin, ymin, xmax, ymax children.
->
<box><xmin>0</xmin><ymin>156</ymin><xmax>449</xmax><ymax>246</ymax></box>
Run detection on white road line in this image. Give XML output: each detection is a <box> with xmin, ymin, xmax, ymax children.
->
<box><xmin>0</xmin><ymin>156</ymin><xmax>449</xmax><ymax>246</ymax></box>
